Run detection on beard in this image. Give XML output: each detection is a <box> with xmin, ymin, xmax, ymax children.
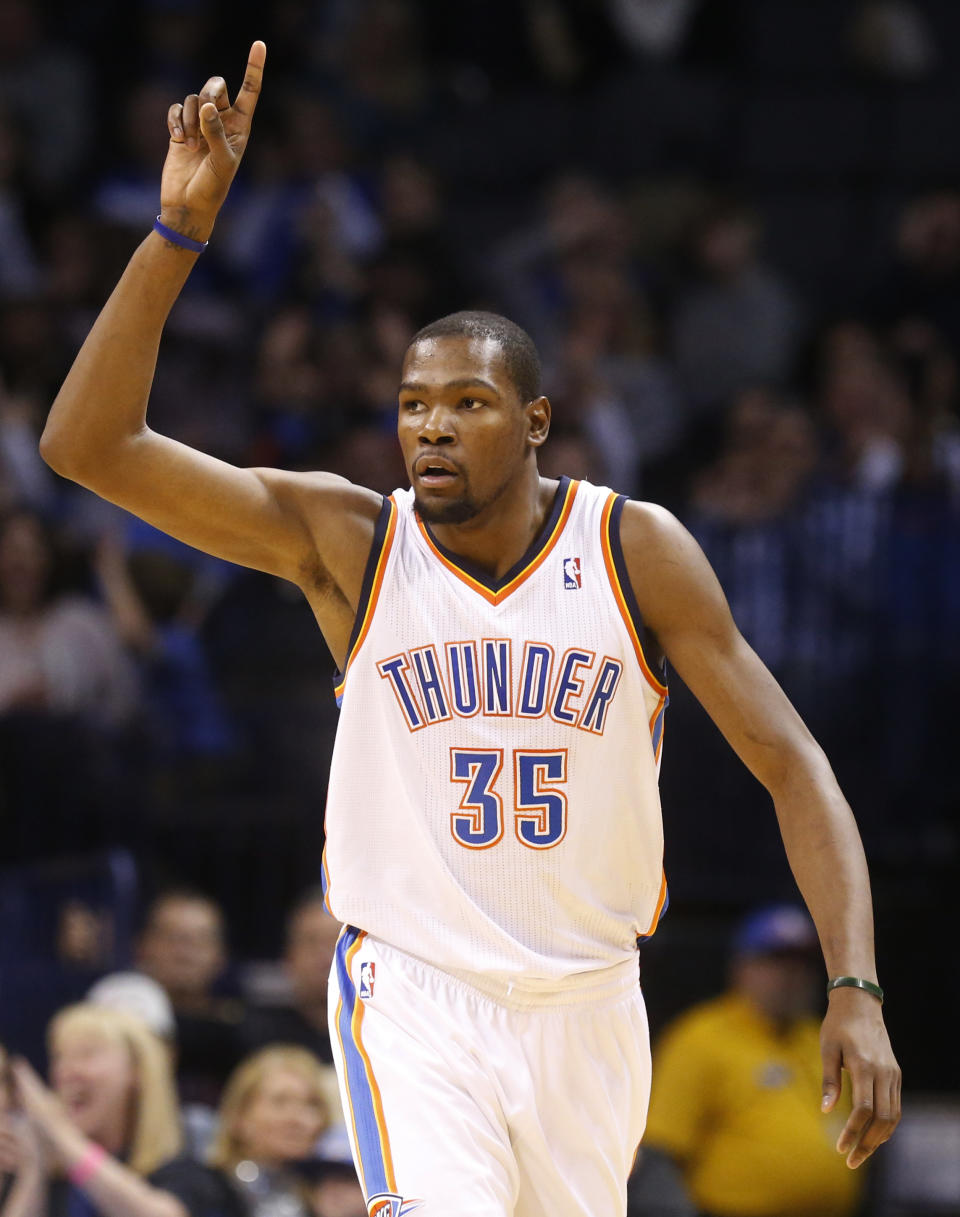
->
<box><xmin>413</xmin><ymin>491</ymin><xmax>481</xmax><ymax>525</ymax></box>
<box><xmin>412</xmin><ymin>459</ymin><xmax>522</xmax><ymax>526</ymax></box>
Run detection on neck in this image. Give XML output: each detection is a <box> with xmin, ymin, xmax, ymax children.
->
<box><xmin>426</xmin><ymin>467</ymin><xmax>556</xmax><ymax>579</ymax></box>
<box><xmin>95</xmin><ymin>1106</ymin><xmax>132</xmax><ymax>1159</ymax></box>
<box><xmin>739</xmin><ymin>991</ymin><xmax>796</xmax><ymax>1034</ymax></box>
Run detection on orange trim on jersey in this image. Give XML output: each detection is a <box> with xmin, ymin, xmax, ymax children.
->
<box><xmin>415</xmin><ymin>480</ymin><xmax>580</xmax><ymax>606</ymax></box>
<box><xmin>642</xmin><ymin>869</ymin><xmax>669</xmax><ymax>938</ymax></box>
<box><xmin>334</xmin><ymin>497</ymin><xmax>398</xmax><ymax>700</ymax></box>
<box><xmin>335</xmin><ymin>932</ymin><xmax>397</xmax><ymax>1195</ymax></box>
<box><xmin>600</xmin><ymin>493</ymin><xmax>669</xmax><ymax>697</ymax></box>
<box><xmin>653</xmin><ymin>714</ymin><xmax>666</xmax><ymax>766</ymax></box>
<box><xmin>321</xmin><ymin>852</ymin><xmax>333</xmax><ymax>915</ymax></box>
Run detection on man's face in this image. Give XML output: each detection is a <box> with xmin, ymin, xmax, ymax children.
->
<box><xmin>397</xmin><ymin>335</ymin><xmax>535</xmax><ymax>525</ymax></box>
<box><xmin>286</xmin><ymin>904</ymin><xmax>342</xmax><ymax>1005</ymax></box>
<box><xmin>733</xmin><ymin>952</ymin><xmax>820</xmax><ymax>1023</ymax></box>
<box><xmin>137</xmin><ymin>897</ymin><xmax>225</xmax><ymax>1002</ymax></box>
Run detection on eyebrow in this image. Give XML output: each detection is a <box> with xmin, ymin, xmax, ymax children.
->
<box><xmin>398</xmin><ymin>377</ymin><xmax>499</xmax><ymax>395</ymax></box>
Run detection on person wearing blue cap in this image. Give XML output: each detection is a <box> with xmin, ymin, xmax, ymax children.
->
<box><xmin>636</xmin><ymin>906</ymin><xmax>863</xmax><ymax>1217</ymax></box>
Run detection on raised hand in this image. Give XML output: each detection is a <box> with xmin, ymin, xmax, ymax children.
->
<box><xmin>0</xmin><ymin>1110</ymin><xmax>46</xmax><ymax>1178</ymax></box>
<box><xmin>159</xmin><ymin>40</ymin><xmax>266</xmax><ymax>243</ymax></box>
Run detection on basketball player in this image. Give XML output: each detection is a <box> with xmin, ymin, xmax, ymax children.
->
<box><xmin>39</xmin><ymin>43</ymin><xmax>899</xmax><ymax>1217</ymax></box>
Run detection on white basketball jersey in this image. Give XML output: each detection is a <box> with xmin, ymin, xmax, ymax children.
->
<box><xmin>321</xmin><ymin>477</ymin><xmax>669</xmax><ymax>987</ymax></box>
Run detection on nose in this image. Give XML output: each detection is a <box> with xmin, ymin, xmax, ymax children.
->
<box><xmin>418</xmin><ymin>403</ymin><xmax>456</xmax><ymax>444</ymax></box>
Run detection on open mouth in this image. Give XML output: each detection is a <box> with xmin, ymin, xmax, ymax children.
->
<box><xmin>62</xmin><ymin>1092</ymin><xmax>94</xmax><ymax>1117</ymax></box>
<box><xmin>416</xmin><ymin>457</ymin><xmax>460</xmax><ymax>486</ymax></box>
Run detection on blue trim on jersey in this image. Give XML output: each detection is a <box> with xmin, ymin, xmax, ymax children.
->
<box><xmin>418</xmin><ymin>476</ymin><xmax>572</xmax><ymax>593</ymax></box>
<box><xmin>331</xmin><ymin>495</ymin><xmax>393</xmax><ymax>696</ymax></box>
<box><xmin>651</xmin><ymin>694</ymin><xmax>669</xmax><ymax>755</ymax></box>
<box><xmin>335</xmin><ymin>926</ymin><xmax>390</xmax><ymax>1197</ymax></box>
<box><xmin>607</xmin><ymin>495</ymin><xmax>668</xmax><ymax>687</ymax></box>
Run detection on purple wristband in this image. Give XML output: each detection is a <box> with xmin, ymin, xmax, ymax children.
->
<box><xmin>153</xmin><ymin>215</ymin><xmax>208</xmax><ymax>253</ymax></box>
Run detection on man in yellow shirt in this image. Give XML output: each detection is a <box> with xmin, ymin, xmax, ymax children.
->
<box><xmin>641</xmin><ymin>906</ymin><xmax>864</xmax><ymax>1217</ymax></box>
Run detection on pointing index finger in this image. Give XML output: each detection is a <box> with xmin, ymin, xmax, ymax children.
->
<box><xmin>233</xmin><ymin>40</ymin><xmax>266</xmax><ymax>118</ymax></box>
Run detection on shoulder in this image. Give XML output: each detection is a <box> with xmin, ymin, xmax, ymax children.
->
<box><xmin>616</xmin><ymin>499</ymin><xmax>729</xmax><ymax>641</ymax></box>
<box><xmin>656</xmin><ymin>996</ymin><xmax>739</xmax><ymax>1052</ymax></box>
<box><xmin>618</xmin><ymin>499</ymin><xmax>694</xmax><ymax>565</ymax></box>
<box><xmin>148</xmin><ymin>1156</ymin><xmax>243</xmax><ymax>1216</ymax></box>
<box><xmin>45</xmin><ymin>596</ymin><xmax>119</xmax><ymax>641</ymax></box>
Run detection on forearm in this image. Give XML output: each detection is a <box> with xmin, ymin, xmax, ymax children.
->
<box><xmin>770</xmin><ymin>743</ymin><xmax>878</xmax><ymax>981</ymax></box>
<box><xmin>0</xmin><ymin>1169</ymin><xmax>45</xmax><ymax>1217</ymax></box>
<box><xmin>40</xmin><ymin>230</ymin><xmax>200</xmax><ymax>479</ymax></box>
<box><xmin>47</xmin><ymin>1126</ymin><xmax>185</xmax><ymax>1217</ymax></box>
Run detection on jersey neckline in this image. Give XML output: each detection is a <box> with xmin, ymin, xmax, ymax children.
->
<box><xmin>415</xmin><ymin>476</ymin><xmax>579</xmax><ymax>606</ymax></box>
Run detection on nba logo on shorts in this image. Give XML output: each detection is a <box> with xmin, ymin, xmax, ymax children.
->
<box><xmin>563</xmin><ymin>556</ymin><xmax>581</xmax><ymax>589</ymax></box>
<box><xmin>359</xmin><ymin>960</ymin><xmax>376</xmax><ymax>1000</ymax></box>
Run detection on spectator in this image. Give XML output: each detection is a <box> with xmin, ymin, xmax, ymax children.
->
<box><xmin>94</xmin><ymin>535</ymin><xmax>235</xmax><ymax>761</ymax></box>
<box><xmin>86</xmin><ymin>972</ymin><xmax>177</xmax><ymax>1047</ymax></box>
<box><xmin>0</xmin><ymin>0</ymin><xmax>92</xmax><ymax>196</ymax></box>
<box><xmin>0</xmin><ymin>105</ymin><xmax>40</xmax><ymax>299</ymax></box>
<box><xmin>242</xmin><ymin>893</ymin><xmax>341</xmax><ymax>1065</ymax></box>
<box><xmin>0</xmin><ymin>1004</ymin><xmax>226</xmax><ymax>1217</ymax></box>
<box><xmin>137</xmin><ymin>891</ymin><xmax>245</xmax><ymax>1107</ymax></box>
<box><xmin>208</xmin><ymin>1045</ymin><xmax>346</xmax><ymax>1217</ymax></box>
<box><xmin>868</xmin><ymin>191</ymin><xmax>960</xmax><ymax>351</ymax></box>
<box><xmin>670</xmin><ymin>198</ymin><xmax>801</xmax><ymax>417</ymax></box>
<box><xmin>0</xmin><ymin>508</ymin><xmax>137</xmax><ymax>726</ymax></box>
<box><xmin>848</xmin><ymin>0</ymin><xmax>936</xmax><ymax>80</ymax></box>
<box><xmin>815</xmin><ymin>323</ymin><xmax>912</xmax><ymax>491</ymax></box>
<box><xmin>308</xmin><ymin>1162</ymin><xmax>367</xmax><ymax>1217</ymax></box>
<box><xmin>0</xmin><ymin>383</ymin><xmax>56</xmax><ymax>515</ymax></box>
<box><xmin>689</xmin><ymin>387</ymin><xmax>818</xmax><ymax>526</ymax></box>
<box><xmin>640</xmin><ymin>906</ymin><xmax>864</xmax><ymax>1217</ymax></box>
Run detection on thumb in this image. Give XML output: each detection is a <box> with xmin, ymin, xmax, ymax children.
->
<box><xmin>199</xmin><ymin>102</ymin><xmax>232</xmax><ymax>168</ymax></box>
<box><xmin>822</xmin><ymin>1041</ymin><xmax>842</xmax><ymax>1113</ymax></box>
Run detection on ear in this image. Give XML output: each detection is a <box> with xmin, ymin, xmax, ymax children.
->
<box><xmin>526</xmin><ymin>396</ymin><xmax>551</xmax><ymax>448</ymax></box>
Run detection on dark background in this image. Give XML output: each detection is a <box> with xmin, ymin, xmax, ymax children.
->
<box><xmin>0</xmin><ymin>0</ymin><xmax>957</xmax><ymax>1137</ymax></box>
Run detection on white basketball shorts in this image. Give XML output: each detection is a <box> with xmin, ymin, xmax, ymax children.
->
<box><xmin>327</xmin><ymin>926</ymin><xmax>651</xmax><ymax>1217</ymax></box>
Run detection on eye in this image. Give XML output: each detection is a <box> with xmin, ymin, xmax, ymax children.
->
<box><xmin>460</xmin><ymin>397</ymin><xmax>485</xmax><ymax>410</ymax></box>
<box><xmin>400</xmin><ymin>399</ymin><xmax>425</xmax><ymax>413</ymax></box>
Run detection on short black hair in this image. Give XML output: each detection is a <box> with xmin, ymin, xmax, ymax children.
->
<box><xmin>408</xmin><ymin>310</ymin><xmax>542</xmax><ymax>403</ymax></box>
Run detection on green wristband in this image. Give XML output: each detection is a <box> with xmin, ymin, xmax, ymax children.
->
<box><xmin>827</xmin><ymin>976</ymin><xmax>884</xmax><ymax>1004</ymax></box>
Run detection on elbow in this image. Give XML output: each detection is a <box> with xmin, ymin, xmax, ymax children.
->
<box><xmin>762</xmin><ymin>737</ymin><xmax>831</xmax><ymax>805</ymax></box>
<box><xmin>39</xmin><ymin>424</ymin><xmax>75</xmax><ymax>478</ymax></box>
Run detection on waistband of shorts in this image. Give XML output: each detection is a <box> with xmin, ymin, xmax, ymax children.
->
<box><xmin>363</xmin><ymin>933</ymin><xmax>640</xmax><ymax>1010</ymax></box>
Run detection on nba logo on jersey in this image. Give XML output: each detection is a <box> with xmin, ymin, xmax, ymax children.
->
<box><xmin>359</xmin><ymin>960</ymin><xmax>376</xmax><ymax>1000</ymax></box>
<box><xmin>563</xmin><ymin>556</ymin><xmax>582</xmax><ymax>589</ymax></box>
<box><xmin>367</xmin><ymin>1196</ymin><xmax>424</xmax><ymax>1216</ymax></box>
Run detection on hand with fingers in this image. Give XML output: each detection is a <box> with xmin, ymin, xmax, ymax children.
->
<box><xmin>820</xmin><ymin>988</ymin><xmax>902</xmax><ymax>1169</ymax></box>
<box><xmin>0</xmin><ymin>1110</ymin><xmax>46</xmax><ymax>1180</ymax></box>
<box><xmin>159</xmin><ymin>39</ymin><xmax>266</xmax><ymax>247</ymax></box>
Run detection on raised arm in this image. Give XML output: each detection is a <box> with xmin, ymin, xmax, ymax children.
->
<box><xmin>39</xmin><ymin>42</ymin><xmax>380</xmax><ymax>664</ymax></box>
<box><xmin>621</xmin><ymin>501</ymin><xmax>900</xmax><ymax>1169</ymax></box>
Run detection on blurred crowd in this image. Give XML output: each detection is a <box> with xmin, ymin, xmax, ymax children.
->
<box><xmin>0</xmin><ymin>896</ymin><xmax>873</xmax><ymax>1217</ymax></box>
<box><xmin>1</xmin><ymin>0</ymin><xmax>959</xmax><ymax>1191</ymax></box>
<box><xmin>0</xmin><ymin>893</ymin><xmax>368</xmax><ymax>1217</ymax></box>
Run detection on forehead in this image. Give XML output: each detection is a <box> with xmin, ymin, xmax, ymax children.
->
<box><xmin>151</xmin><ymin>898</ymin><xmax>220</xmax><ymax>932</ymax></box>
<box><xmin>53</xmin><ymin>1023</ymin><xmax>120</xmax><ymax>1054</ymax></box>
<box><xmin>289</xmin><ymin>903</ymin><xmax>339</xmax><ymax>942</ymax></box>
<box><xmin>254</xmin><ymin>1065</ymin><xmax>316</xmax><ymax>1100</ymax></box>
<box><xmin>401</xmin><ymin>334</ymin><xmax>512</xmax><ymax>391</ymax></box>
